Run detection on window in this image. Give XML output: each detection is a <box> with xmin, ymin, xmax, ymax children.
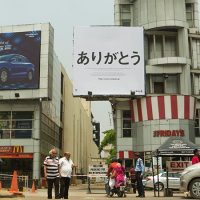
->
<box><xmin>165</xmin><ymin>36</ymin><xmax>177</xmax><ymax>57</ymax></box>
<box><xmin>147</xmin><ymin>32</ymin><xmax>178</xmax><ymax>59</ymax></box>
<box><xmin>195</xmin><ymin>110</ymin><xmax>200</xmax><ymax>137</ymax></box>
<box><xmin>121</xmin><ymin>19</ymin><xmax>131</xmax><ymax>27</ymax></box>
<box><xmin>147</xmin><ymin>74</ymin><xmax>179</xmax><ymax>94</ymax></box>
<box><xmin>165</xmin><ymin>75</ymin><xmax>179</xmax><ymax>94</ymax></box>
<box><xmin>0</xmin><ymin>111</ymin><xmax>34</xmax><ymax>139</ymax></box>
<box><xmin>120</xmin><ymin>5</ymin><xmax>130</xmax><ymax>13</ymax></box>
<box><xmin>161</xmin><ymin>173</ymin><xmax>166</xmax><ymax>177</ymax></box>
<box><xmin>60</xmin><ymin>100</ymin><xmax>63</xmax><ymax>122</ymax></box>
<box><xmin>122</xmin><ymin>110</ymin><xmax>132</xmax><ymax>137</ymax></box>
<box><xmin>41</xmin><ymin>114</ymin><xmax>61</xmax><ymax>148</ymax></box>
<box><xmin>120</xmin><ymin>4</ymin><xmax>131</xmax><ymax>26</ymax></box>
<box><xmin>61</xmin><ymin>72</ymin><xmax>64</xmax><ymax>95</ymax></box>
<box><xmin>173</xmin><ymin>173</ymin><xmax>181</xmax><ymax>178</ymax></box>
<box><xmin>152</xmin><ymin>75</ymin><xmax>164</xmax><ymax>94</ymax></box>
<box><xmin>186</xmin><ymin>3</ymin><xmax>194</xmax><ymax>28</ymax></box>
<box><xmin>192</xmin><ymin>39</ymin><xmax>200</xmax><ymax>68</ymax></box>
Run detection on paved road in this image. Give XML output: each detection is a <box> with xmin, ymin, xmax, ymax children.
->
<box><xmin>0</xmin><ymin>185</ymin><xmax>188</xmax><ymax>200</ymax></box>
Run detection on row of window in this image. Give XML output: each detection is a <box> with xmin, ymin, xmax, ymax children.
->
<box><xmin>0</xmin><ymin>112</ymin><xmax>62</xmax><ymax>143</ymax></box>
<box><xmin>119</xmin><ymin>3</ymin><xmax>196</xmax><ymax>61</ymax></box>
<box><xmin>195</xmin><ymin>110</ymin><xmax>200</xmax><ymax>137</ymax></box>
<box><xmin>41</xmin><ymin>113</ymin><xmax>61</xmax><ymax>149</ymax></box>
<box><xmin>120</xmin><ymin>3</ymin><xmax>195</xmax><ymax>28</ymax></box>
<box><xmin>0</xmin><ymin>111</ymin><xmax>34</xmax><ymax>139</ymax></box>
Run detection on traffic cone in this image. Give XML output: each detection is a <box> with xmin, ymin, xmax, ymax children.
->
<box><xmin>31</xmin><ymin>180</ymin><xmax>35</xmax><ymax>193</ymax></box>
<box><xmin>10</xmin><ymin>170</ymin><xmax>22</xmax><ymax>195</ymax></box>
<box><xmin>10</xmin><ymin>170</ymin><xmax>18</xmax><ymax>193</ymax></box>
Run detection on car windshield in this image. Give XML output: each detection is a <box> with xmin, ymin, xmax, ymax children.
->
<box><xmin>0</xmin><ymin>54</ymin><xmax>14</xmax><ymax>61</ymax></box>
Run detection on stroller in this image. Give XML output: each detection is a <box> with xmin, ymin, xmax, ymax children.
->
<box><xmin>105</xmin><ymin>177</ymin><xmax>127</xmax><ymax>198</ymax></box>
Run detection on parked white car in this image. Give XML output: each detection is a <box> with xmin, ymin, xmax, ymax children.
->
<box><xmin>145</xmin><ymin>172</ymin><xmax>181</xmax><ymax>191</ymax></box>
<box><xmin>180</xmin><ymin>162</ymin><xmax>200</xmax><ymax>199</ymax></box>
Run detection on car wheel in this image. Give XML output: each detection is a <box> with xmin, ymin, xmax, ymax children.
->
<box><xmin>189</xmin><ymin>178</ymin><xmax>200</xmax><ymax>199</ymax></box>
<box><xmin>0</xmin><ymin>69</ymin><xmax>8</xmax><ymax>83</ymax></box>
<box><xmin>154</xmin><ymin>182</ymin><xmax>164</xmax><ymax>191</ymax></box>
<box><xmin>27</xmin><ymin>70</ymin><xmax>33</xmax><ymax>81</ymax></box>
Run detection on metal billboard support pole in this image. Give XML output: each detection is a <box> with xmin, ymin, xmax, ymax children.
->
<box><xmin>151</xmin><ymin>153</ymin><xmax>156</xmax><ymax>197</ymax></box>
<box><xmin>156</xmin><ymin>149</ymin><xmax>160</xmax><ymax>197</ymax></box>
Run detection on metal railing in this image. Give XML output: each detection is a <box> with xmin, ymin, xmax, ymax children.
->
<box><xmin>0</xmin><ymin>173</ymin><xmax>29</xmax><ymax>189</ymax></box>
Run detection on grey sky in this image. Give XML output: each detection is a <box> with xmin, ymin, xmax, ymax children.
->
<box><xmin>0</xmin><ymin>0</ymin><xmax>114</xmax><ymax>133</ymax></box>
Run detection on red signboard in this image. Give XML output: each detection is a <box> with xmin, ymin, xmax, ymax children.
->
<box><xmin>153</xmin><ymin>130</ymin><xmax>184</xmax><ymax>137</ymax></box>
<box><xmin>0</xmin><ymin>153</ymin><xmax>33</xmax><ymax>158</ymax></box>
<box><xmin>166</xmin><ymin>161</ymin><xmax>191</xmax><ymax>171</ymax></box>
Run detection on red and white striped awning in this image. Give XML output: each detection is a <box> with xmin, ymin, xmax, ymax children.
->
<box><xmin>118</xmin><ymin>151</ymin><xmax>134</xmax><ymax>159</ymax></box>
<box><xmin>130</xmin><ymin>95</ymin><xmax>196</xmax><ymax>122</ymax></box>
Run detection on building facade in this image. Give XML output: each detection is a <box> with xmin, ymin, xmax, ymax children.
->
<box><xmin>113</xmin><ymin>0</ymin><xmax>200</xmax><ymax>168</ymax></box>
<box><xmin>0</xmin><ymin>23</ymin><xmax>98</xmax><ymax>181</ymax></box>
<box><xmin>61</xmin><ymin>68</ymin><xmax>99</xmax><ymax>176</ymax></box>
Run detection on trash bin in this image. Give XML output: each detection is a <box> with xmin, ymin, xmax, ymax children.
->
<box><xmin>164</xmin><ymin>188</ymin><xmax>173</xmax><ymax>197</ymax></box>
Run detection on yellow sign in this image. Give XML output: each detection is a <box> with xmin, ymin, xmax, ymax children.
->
<box><xmin>12</xmin><ymin>146</ymin><xmax>24</xmax><ymax>153</ymax></box>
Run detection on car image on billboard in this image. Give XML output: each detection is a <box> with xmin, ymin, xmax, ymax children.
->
<box><xmin>0</xmin><ymin>31</ymin><xmax>41</xmax><ymax>90</ymax></box>
<box><xmin>0</xmin><ymin>54</ymin><xmax>35</xmax><ymax>83</ymax></box>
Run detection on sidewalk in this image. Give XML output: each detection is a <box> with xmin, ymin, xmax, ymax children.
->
<box><xmin>0</xmin><ymin>184</ymin><xmax>186</xmax><ymax>200</ymax></box>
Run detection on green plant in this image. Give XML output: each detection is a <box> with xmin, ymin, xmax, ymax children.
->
<box><xmin>98</xmin><ymin>129</ymin><xmax>116</xmax><ymax>164</ymax></box>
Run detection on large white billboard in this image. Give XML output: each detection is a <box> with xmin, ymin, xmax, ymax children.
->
<box><xmin>73</xmin><ymin>26</ymin><xmax>145</xmax><ymax>96</ymax></box>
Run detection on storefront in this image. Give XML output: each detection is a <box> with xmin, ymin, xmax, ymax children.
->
<box><xmin>115</xmin><ymin>95</ymin><xmax>196</xmax><ymax>169</ymax></box>
<box><xmin>0</xmin><ymin>146</ymin><xmax>33</xmax><ymax>176</ymax></box>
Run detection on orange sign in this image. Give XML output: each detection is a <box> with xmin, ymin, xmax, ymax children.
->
<box><xmin>12</xmin><ymin>146</ymin><xmax>24</xmax><ymax>153</ymax></box>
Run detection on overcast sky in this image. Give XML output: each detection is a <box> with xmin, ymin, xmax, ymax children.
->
<box><xmin>0</xmin><ymin>0</ymin><xmax>114</xmax><ymax>133</ymax></box>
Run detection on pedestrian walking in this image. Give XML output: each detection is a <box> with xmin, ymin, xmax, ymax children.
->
<box><xmin>44</xmin><ymin>148</ymin><xmax>60</xmax><ymax>199</ymax></box>
<box><xmin>106</xmin><ymin>158</ymin><xmax>119</xmax><ymax>197</ymax></box>
<box><xmin>135</xmin><ymin>152</ymin><xmax>145</xmax><ymax>198</ymax></box>
<box><xmin>59</xmin><ymin>152</ymin><xmax>74</xmax><ymax>199</ymax></box>
<box><xmin>192</xmin><ymin>149</ymin><xmax>199</xmax><ymax>165</ymax></box>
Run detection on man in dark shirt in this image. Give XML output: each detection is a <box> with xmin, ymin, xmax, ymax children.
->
<box><xmin>135</xmin><ymin>153</ymin><xmax>145</xmax><ymax>198</ymax></box>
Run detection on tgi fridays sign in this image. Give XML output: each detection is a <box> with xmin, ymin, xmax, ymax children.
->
<box><xmin>153</xmin><ymin>129</ymin><xmax>184</xmax><ymax>137</ymax></box>
<box><xmin>0</xmin><ymin>146</ymin><xmax>24</xmax><ymax>153</ymax></box>
<box><xmin>166</xmin><ymin>161</ymin><xmax>192</xmax><ymax>172</ymax></box>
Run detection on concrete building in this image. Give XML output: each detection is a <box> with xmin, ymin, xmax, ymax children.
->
<box><xmin>113</xmin><ymin>0</ymin><xmax>200</xmax><ymax>168</ymax></box>
<box><xmin>61</xmin><ymin>67</ymin><xmax>99</xmax><ymax>175</ymax></box>
<box><xmin>0</xmin><ymin>23</ymin><xmax>98</xmax><ymax>181</ymax></box>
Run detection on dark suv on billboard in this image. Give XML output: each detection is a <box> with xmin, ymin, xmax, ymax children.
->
<box><xmin>0</xmin><ymin>54</ymin><xmax>35</xmax><ymax>83</ymax></box>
